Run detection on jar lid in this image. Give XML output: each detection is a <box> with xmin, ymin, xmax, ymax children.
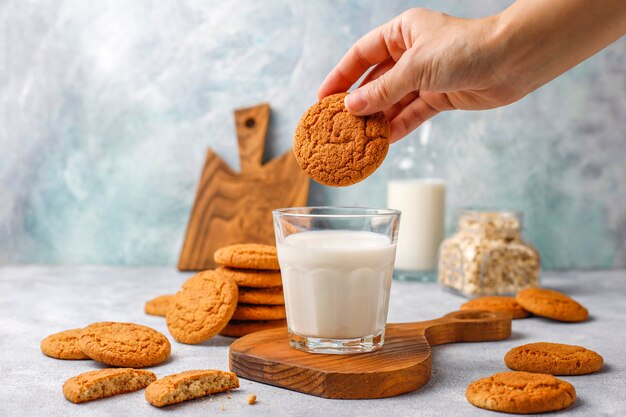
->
<box><xmin>458</xmin><ymin>210</ymin><xmax>522</xmax><ymax>236</ymax></box>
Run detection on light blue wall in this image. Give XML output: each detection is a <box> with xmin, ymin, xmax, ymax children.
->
<box><xmin>1</xmin><ymin>0</ymin><xmax>625</xmax><ymax>269</ymax></box>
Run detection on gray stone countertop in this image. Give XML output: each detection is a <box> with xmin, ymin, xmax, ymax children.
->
<box><xmin>1</xmin><ymin>266</ymin><xmax>624</xmax><ymax>417</ymax></box>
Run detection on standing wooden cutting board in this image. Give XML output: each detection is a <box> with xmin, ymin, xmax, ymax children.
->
<box><xmin>178</xmin><ymin>104</ymin><xmax>310</xmax><ymax>271</ymax></box>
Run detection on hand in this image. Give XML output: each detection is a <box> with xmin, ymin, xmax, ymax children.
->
<box><xmin>318</xmin><ymin>8</ymin><xmax>519</xmax><ymax>143</ymax></box>
<box><xmin>318</xmin><ymin>1</ymin><xmax>626</xmax><ymax>143</ymax></box>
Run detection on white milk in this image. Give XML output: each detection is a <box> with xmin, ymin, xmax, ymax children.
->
<box><xmin>387</xmin><ymin>179</ymin><xmax>445</xmax><ymax>271</ymax></box>
<box><xmin>277</xmin><ymin>230</ymin><xmax>396</xmax><ymax>339</ymax></box>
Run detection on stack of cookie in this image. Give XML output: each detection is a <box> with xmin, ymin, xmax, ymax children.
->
<box><xmin>212</xmin><ymin>244</ymin><xmax>287</xmax><ymax>337</ymax></box>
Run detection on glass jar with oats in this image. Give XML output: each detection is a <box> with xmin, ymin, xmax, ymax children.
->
<box><xmin>438</xmin><ymin>210</ymin><xmax>540</xmax><ymax>297</ymax></box>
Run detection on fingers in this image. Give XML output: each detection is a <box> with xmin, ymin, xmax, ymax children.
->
<box><xmin>383</xmin><ymin>91</ymin><xmax>419</xmax><ymax>122</ymax></box>
<box><xmin>317</xmin><ymin>24</ymin><xmax>394</xmax><ymax>100</ymax></box>
<box><xmin>388</xmin><ymin>96</ymin><xmax>440</xmax><ymax>143</ymax></box>
<box><xmin>345</xmin><ymin>59</ymin><xmax>415</xmax><ymax>115</ymax></box>
<box><xmin>359</xmin><ymin>57</ymin><xmax>395</xmax><ymax>88</ymax></box>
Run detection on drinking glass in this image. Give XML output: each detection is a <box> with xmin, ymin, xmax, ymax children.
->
<box><xmin>273</xmin><ymin>207</ymin><xmax>400</xmax><ymax>354</ymax></box>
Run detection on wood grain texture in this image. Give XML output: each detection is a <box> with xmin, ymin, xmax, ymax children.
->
<box><xmin>235</xmin><ymin>104</ymin><xmax>268</xmax><ymax>173</ymax></box>
<box><xmin>229</xmin><ymin>310</ymin><xmax>511</xmax><ymax>399</ymax></box>
<box><xmin>178</xmin><ymin>104</ymin><xmax>310</xmax><ymax>271</ymax></box>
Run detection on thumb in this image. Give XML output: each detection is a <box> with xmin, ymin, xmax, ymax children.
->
<box><xmin>345</xmin><ymin>63</ymin><xmax>415</xmax><ymax>116</ymax></box>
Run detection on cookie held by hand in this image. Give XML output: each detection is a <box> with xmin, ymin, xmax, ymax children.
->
<box><xmin>293</xmin><ymin>93</ymin><xmax>390</xmax><ymax>187</ymax></box>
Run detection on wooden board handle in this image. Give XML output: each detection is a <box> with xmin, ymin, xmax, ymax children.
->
<box><xmin>234</xmin><ymin>103</ymin><xmax>270</xmax><ymax>173</ymax></box>
<box><xmin>418</xmin><ymin>310</ymin><xmax>512</xmax><ymax>346</ymax></box>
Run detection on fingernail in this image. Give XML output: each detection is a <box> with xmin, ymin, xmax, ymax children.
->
<box><xmin>345</xmin><ymin>91</ymin><xmax>367</xmax><ymax>113</ymax></box>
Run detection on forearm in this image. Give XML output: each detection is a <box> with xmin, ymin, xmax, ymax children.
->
<box><xmin>492</xmin><ymin>0</ymin><xmax>626</xmax><ymax>95</ymax></box>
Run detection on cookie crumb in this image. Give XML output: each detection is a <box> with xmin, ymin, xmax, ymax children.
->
<box><xmin>247</xmin><ymin>394</ymin><xmax>257</xmax><ymax>405</ymax></box>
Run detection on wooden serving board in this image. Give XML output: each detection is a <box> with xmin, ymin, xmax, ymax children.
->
<box><xmin>178</xmin><ymin>103</ymin><xmax>310</xmax><ymax>271</ymax></box>
<box><xmin>229</xmin><ymin>310</ymin><xmax>511</xmax><ymax>399</ymax></box>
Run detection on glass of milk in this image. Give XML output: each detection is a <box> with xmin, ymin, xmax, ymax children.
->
<box><xmin>387</xmin><ymin>121</ymin><xmax>446</xmax><ymax>282</ymax></box>
<box><xmin>387</xmin><ymin>179</ymin><xmax>445</xmax><ymax>281</ymax></box>
<box><xmin>273</xmin><ymin>207</ymin><xmax>400</xmax><ymax>354</ymax></box>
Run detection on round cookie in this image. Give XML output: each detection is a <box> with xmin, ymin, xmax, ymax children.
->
<box><xmin>215</xmin><ymin>266</ymin><xmax>282</xmax><ymax>288</ymax></box>
<box><xmin>219</xmin><ymin>319</ymin><xmax>287</xmax><ymax>338</ymax></box>
<box><xmin>238</xmin><ymin>286</ymin><xmax>284</xmax><ymax>305</ymax></box>
<box><xmin>79</xmin><ymin>322</ymin><xmax>171</xmax><ymax>368</ymax></box>
<box><xmin>461</xmin><ymin>296</ymin><xmax>530</xmax><ymax>319</ymax></box>
<box><xmin>214</xmin><ymin>244</ymin><xmax>279</xmax><ymax>270</ymax></box>
<box><xmin>505</xmin><ymin>342</ymin><xmax>604</xmax><ymax>375</ymax></box>
<box><xmin>293</xmin><ymin>92</ymin><xmax>390</xmax><ymax>187</ymax></box>
<box><xmin>41</xmin><ymin>328</ymin><xmax>90</xmax><ymax>360</ymax></box>
<box><xmin>231</xmin><ymin>304</ymin><xmax>286</xmax><ymax>321</ymax></box>
<box><xmin>145</xmin><ymin>294</ymin><xmax>174</xmax><ymax>317</ymax></box>
<box><xmin>466</xmin><ymin>371</ymin><xmax>576</xmax><ymax>414</ymax></box>
<box><xmin>166</xmin><ymin>270</ymin><xmax>238</xmax><ymax>344</ymax></box>
<box><xmin>181</xmin><ymin>269</ymin><xmax>218</xmax><ymax>290</ymax></box>
<box><xmin>516</xmin><ymin>288</ymin><xmax>588</xmax><ymax>322</ymax></box>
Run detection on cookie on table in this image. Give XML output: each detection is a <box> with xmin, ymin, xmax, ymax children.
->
<box><xmin>40</xmin><ymin>328</ymin><xmax>89</xmax><ymax>360</ymax></box>
<box><xmin>461</xmin><ymin>296</ymin><xmax>530</xmax><ymax>319</ymax></box>
<box><xmin>145</xmin><ymin>370</ymin><xmax>239</xmax><ymax>407</ymax></box>
<box><xmin>238</xmin><ymin>286</ymin><xmax>284</xmax><ymax>305</ymax></box>
<box><xmin>505</xmin><ymin>342</ymin><xmax>604</xmax><ymax>375</ymax></box>
<box><xmin>466</xmin><ymin>371</ymin><xmax>576</xmax><ymax>414</ymax></box>
<box><xmin>79</xmin><ymin>322</ymin><xmax>171</xmax><ymax>368</ymax></box>
<box><xmin>219</xmin><ymin>319</ymin><xmax>287</xmax><ymax>338</ymax></box>
<box><xmin>215</xmin><ymin>266</ymin><xmax>282</xmax><ymax>288</ymax></box>
<box><xmin>145</xmin><ymin>294</ymin><xmax>174</xmax><ymax>317</ymax></box>
<box><xmin>166</xmin><ymin>270</ymin><xmax>238</xmax><ymax>344</ymax></box>
<box><xmin>515</xmin><ymin>288</ymin><xmax>588</xmax><ymax>322</ymax></box>
<box><xmin>231</xmin><ymin>304</ymin><xmax>286</xmax><ymax>321</ymax></box>
<box><xmin>293</xmin><ymin>92</ymin><xmax>390</xmax><ymax>187</ymax></box>
<box><xmin>214</xmin><ymin>244</ymin><xmax>279</xmax><ymax>270</ymax></box>
<box><xmin>63</xmin><ymin>368</ymin><xmax>156</xmax><ymax>404</ymax></box>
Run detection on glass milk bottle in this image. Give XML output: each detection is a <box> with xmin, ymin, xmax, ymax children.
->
<box><xmin>387</xmin><ymin>122</ymin><xmax>446</xmax><ymax>282</ymax></box>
